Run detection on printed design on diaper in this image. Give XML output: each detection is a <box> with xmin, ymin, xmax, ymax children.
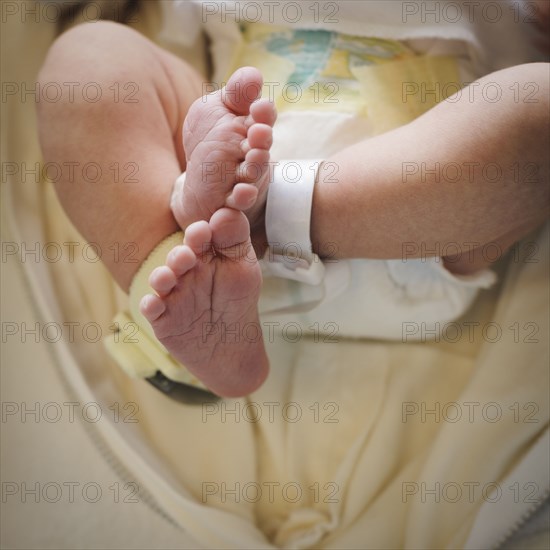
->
<box><xmin>266</xmin><ymin>29</ymin><xmax>413</xmax><ymax>83</ymax></box>
<box><xmin>233</xmin><ymin>23</ymin><xmax>462</xmax><ymax>127</ymax></box>
<box><xmin>236</xmin><ymin>24</ymin><xmax>416</xmax><ymax>114</ymax></box>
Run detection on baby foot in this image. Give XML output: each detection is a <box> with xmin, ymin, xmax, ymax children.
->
<box><xmin>139</xmin><ymin>208</ymin><xmax>269</xmax><ymax>397</ymax></box>
<box><xmin>172</xmin><ymin>66</ymin><xmax>277</xmax><ymax>233</ymax></box>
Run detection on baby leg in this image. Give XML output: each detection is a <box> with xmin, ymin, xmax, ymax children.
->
<box><xmin>37</xmin><ymin>21</ymin><xmax>203</xmax><ymax>292</ymax></box>
<box><xmin>38</xmin><ymin>22</ymin><xmax>270</xmax><ymax>395</ymax></box>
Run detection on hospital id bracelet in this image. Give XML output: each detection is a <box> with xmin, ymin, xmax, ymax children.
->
<box><xmin>264</xmin><ymin>160</ymin><xmax>325</xmax><ymax>285</ymax></box>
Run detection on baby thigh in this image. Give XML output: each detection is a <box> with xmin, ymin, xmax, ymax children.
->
<box><xmin>37</xmin><ymin>21</ymin><xmax>204</xmax><ymax>291</ymax></box>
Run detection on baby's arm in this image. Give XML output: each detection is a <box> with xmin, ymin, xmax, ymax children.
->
<box><xmin>307</xmin><ymin>62</ymin><xmax>549</xmax><ymax>274</ymax></box>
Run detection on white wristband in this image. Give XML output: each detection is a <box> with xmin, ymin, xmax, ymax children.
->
<box><xmin>264</xmin><ymin>160</ymin><xmax>325</xmax><ymax>285</ymax></box>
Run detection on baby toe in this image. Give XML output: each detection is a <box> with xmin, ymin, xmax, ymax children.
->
<box><xmin>149</xmin><ymin>266</ymin><xmax>177</xmax><ymax>297</ymax></box>
<box><xmin>225</xmin><ymin>183</ymin><xmax>259</xmax><ymax>210</ymax></box>
<box><xmin>139</xmin><ymin>294</ymin><xmax>166</xmax><ymax>322</ymax></box>
<box><xmin>241</xmin><ymin>148</ymin><xmax>270</xmax><ymax>180</ymax></box>
<box><xmin>250</xmin><ymin>98</ymin><xmax>277</xmax><ymax>126</ymax></box>
<box><xmin>210</xmin><ymin>208</ymin><xmax>251</xmax><ymax>250</ymax></box>
<box><xmin>183</xmin><ymin>219</ymin><xmax>213</xmax><ymax>255</ymax></box>
<box><xmin>247</xmin><ymin>123</ymin><xmax>273</xmax><ymax>150</ymax></box>
<box><xmin>166</xmin><ymin>245</ymin><xmax>197</xmax><ymax>277</ymax></box>
<box><xmin>222</xmin><ymin>67</ymin><xmax>263</xmax><ymax>115</ymax></box>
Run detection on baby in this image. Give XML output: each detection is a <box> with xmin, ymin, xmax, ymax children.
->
<box><xmin>37</xmin><ymin>1</ymin><xmax>549</xmax><ymax>399</ymax></box>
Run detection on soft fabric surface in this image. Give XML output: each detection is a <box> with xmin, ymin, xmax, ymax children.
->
<box><xmin>2</xmin><ymin>2</ymin><xmax>548</xmax><ymax>548</ymax></box>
